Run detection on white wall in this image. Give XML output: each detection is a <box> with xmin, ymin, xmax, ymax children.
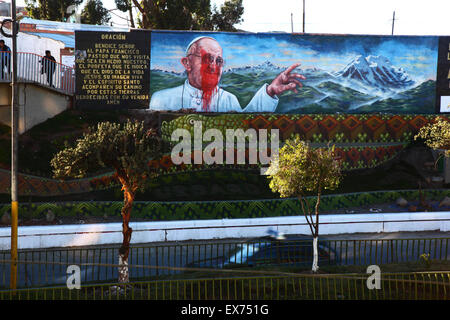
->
<box><xmin>61</xmin><ymin>55</ymin><xmax>75</xmax><ymax>68</ymax></box>
<box><xmin>0</xmin><ymin>82</ymin><xmax>71</xmax><ymax>133</ymax></box>
<box><xmin>0</xmin><ymin>32</ymin><xmax>64</xmax><ymax>63</ymax></box>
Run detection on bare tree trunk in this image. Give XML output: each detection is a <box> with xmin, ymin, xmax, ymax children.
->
<box><xmin>128</xmin><ymin>1</ymin><xmax>135</xmax><ymax>28</ymax></box>
<box><xmin>118</xmin><ymin>254</ymin><xmax>129</xmax><ymax>283</ymax></box>
<box><xmin>131</xmin><ymin>0</ymin><xmax>151</xmax><ymax>29</ymax></box>
<box><xmin>311</xmin><ymin>187</ymin><xmax>321</xmax><ymax>273</ymax></box>
<box><xmin>118</xmin><ymin>188</ymin><xmax>134</xmax><ymax>283</ymax></box>
<box><xmin>312</xmin><ymin>236</ymin><xmax>319</xmax><ymax>272</ymax></box>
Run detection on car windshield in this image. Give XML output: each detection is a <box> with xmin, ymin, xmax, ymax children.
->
<box><xmin>224</xmin><ymin>242</ymin><xmax>268</xmax><ymax>265</ymax></box>
<box><xmin>221</xmin><ymin>238</ymin><xmax>334</xmax><ymax>267</ymax></box>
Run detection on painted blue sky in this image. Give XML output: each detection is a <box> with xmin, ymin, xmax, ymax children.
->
<box><xmin>151</xmin><ymin>31</ymin><xmax>439</xmax><ymax>83</ymax></box>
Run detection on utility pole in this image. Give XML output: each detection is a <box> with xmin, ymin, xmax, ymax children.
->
<box><xmin>391</xmin><ymin>11</ymin><xmax>396</xmax><ymax>35</ymax></box>
<box><xmin>302</xmin><ymin>0</ymin><xmax>305</xmax><ymax>33</ymax></box>
<box><xmin>1</xmin><ymin>0</ymin><xmax>21</xmax><ymax>292</ymax></box>
<box><xmin>10</xmin><ymin>0</ymin><xmax>18</xmax><ymax>290</ymax></box>
<box><xmin>291</xmin><ymin>12</ymin><xmax>294</xmax><ymax>33</ymax></box>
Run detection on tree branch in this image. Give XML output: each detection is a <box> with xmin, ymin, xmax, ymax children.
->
<box><xmin>313</xmin><ymin>180</ymin><xmax>322</xmax><ymax>238</ymax></box>
<box><xmin>298</xmin><ymin>195</ymin><xmax>315</xmax><ymax>236</ymax></box>
<box><xmin>130</xmin><ymin>0</ymin><xmax>144</xmax><ymax>13</ymax></box>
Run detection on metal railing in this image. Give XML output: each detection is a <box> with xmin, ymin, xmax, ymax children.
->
<box><xmin>0</xmin><ymin>51</ymin><xmax>75</xmax><ymax>94</ymax></box>
<box><xmin>0</xmin><ymin>237</ymin><xmax>449</xmax><ymax>289</ymax></box>
<box><xmin>1</xmin><ymin>272</ymin><xmax>449</xmax><ymax>300</ymax></box>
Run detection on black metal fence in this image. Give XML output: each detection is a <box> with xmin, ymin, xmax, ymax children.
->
<box><xmin>0</xmin><ymin>51</ymin><xmax>75</xmax><ymax>94</ymax></box>
<box><xmin>0</xmin><ymin>237</ymin><xmax>449</xmax><ymax>289</ymax></box>
<box><xmin>1</xmin><ymin>272</ymin><xmax>449</xmax><ymax>300</ymax></box>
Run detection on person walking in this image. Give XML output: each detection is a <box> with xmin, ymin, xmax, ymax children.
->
<box><xmin>41</xmin><ymin>50</ymin><xmax>56</xmax><ymax>87</ymax></box>
<box><xmin>0</xmin><ymin>39</ymin><xmax>11</xmax><ymax>80</ymax></box>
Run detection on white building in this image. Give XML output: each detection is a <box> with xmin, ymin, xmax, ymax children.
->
<box><xmin>0</xmin><ymin>17</ymin><xmax>129</xmax><ymax>67</ymax></box>
<box><xmin>0</xmin><ymin>1</ymin><xmax>26</xmax><ymax>17</ymax></box>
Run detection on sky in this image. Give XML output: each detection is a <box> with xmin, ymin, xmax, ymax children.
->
<box><xmin>8</xmin><ymin>0</ymin><xmax>447</xmax><ymax>79</ymax></box>
<box><xmin>230</xmin><ymin>0</ymin><xmax>450</xmax><ymax>36</ymax></box>
<box><xmin>10</xmin><ymin>0</ymin><xmax>450</xmax><ymax>36</ymax></box>
<box><xmin>150</xmin><ymin>31</ymin><xmax>438</xmax><ymax>83</ymax></box>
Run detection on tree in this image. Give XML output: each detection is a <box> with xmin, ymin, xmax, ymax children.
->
<box><xmin>132</xmin><ymin>0</ymin><xmax>212</xmax><ymax>30</ymax></box>
<box><xmin>51</xmin><ymin>120</ymin><xmax>161</xmax><ymax>282</ymax></box>
<box><xmin>130</xmin><ymin>0</ymin><xmax>243</xmax><ymax>31</ymax></box>
<box><xmin>25</xmin><ymin>0</ymin><xmax>83</xmax><ymax>22</ymax></box>
<box><xmin>211</xmin><ymin>0</ymin><xmax>244</xmax><ymax>31</ymax></box>
<box><xmin>414</xmin><ymin>118</ymin><xmax>450</xmax><ymax>157</ymax></box>
<box><xmin>114</xmin><ymin>0</ymin><xmax>135</xmax><ymax>28</ymax></box>
<box><xmin>266</xmin><ymin>136</ymin><xmax>342</xmax><ymax>272</ymax></box>
<box><xmin>80</xmin><ymin>0</ymin><xmax>111</xmax><ymax>25</ymax></box>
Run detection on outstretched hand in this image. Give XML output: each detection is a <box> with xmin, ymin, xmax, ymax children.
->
<box><xmin>266</xmin><ymin>63</ymin><xmax>306</xmax><ymax>97</ymax></box>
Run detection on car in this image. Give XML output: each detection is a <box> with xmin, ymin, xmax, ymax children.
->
<box><xmin>222</xmin><ymin>236</ymin><xmax>338</xmax><ymax>267</ymax></box>
<box><xmin>186</xmin><ymin>234</ymin><xmax>338</xmax><ymax>269</ymax></box>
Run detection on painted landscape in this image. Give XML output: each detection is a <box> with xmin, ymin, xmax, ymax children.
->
<box><xmin>150</xmin><ymin>32</ymin><xmax>438</xmax><ymax>114</ymax></box>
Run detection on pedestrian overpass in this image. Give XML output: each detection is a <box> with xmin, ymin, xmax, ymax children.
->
<box><xmin>0</xmin><ymin>51</ymin><xmax>74</xmax><ymax>134</ymax></box>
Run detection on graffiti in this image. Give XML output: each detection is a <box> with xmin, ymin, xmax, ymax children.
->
<box><xmin>199</xmin><ymin>47</ymin><xmax>221</xmax><ymax>111</ymax></box>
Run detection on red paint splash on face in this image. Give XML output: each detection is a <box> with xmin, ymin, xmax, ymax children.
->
<box><xmin>200</xmin><ymin>49</ymin><xmax>220</xmax><ymax>112</ymax></box>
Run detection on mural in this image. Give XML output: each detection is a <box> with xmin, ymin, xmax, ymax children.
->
<box><xmin>437</xmin><ymin>36</ymin><xmax>450</xmax><ymax>113</ymax></box>
<box><xmin>150</xmin><ymin>31</ymin><xmax>439</xmax><ymax>114</ymax></box>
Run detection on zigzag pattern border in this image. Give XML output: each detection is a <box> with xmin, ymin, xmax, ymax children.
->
<box><xmin>1</xmin><ymin>189</ymin><xmax>448</xmax><ymax>221</ymax></box>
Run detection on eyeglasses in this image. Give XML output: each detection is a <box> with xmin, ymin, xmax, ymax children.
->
<box><xmin>188</xmin><ymin>53</ymin><xmax>224</xmax><ymax>67</ymax></box>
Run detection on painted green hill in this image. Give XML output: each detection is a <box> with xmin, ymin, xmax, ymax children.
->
<box><xmin>357</xmin><ymin>80</ymin><xmax>436</xmax><ymax>114</ymax></box>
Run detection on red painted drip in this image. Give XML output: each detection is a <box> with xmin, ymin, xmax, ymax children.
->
<box><xmin>200</xmin><ymin>49</ymin><xmax>220</xmax><ymax>112</ymax></box>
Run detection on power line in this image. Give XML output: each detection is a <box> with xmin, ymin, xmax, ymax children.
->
<box><xmin>109</xmin><ymin>9</ymin><xmax>131</xmax><ymax>22</ymax></box>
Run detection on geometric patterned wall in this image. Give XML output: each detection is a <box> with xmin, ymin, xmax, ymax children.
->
<box><xmin>160</xmin><ymin>114</ymin><xmax>449</xmax><ymax>144</ymax></box>
<box><xmin>0</xmin><ymin>114</ymin><xmax>448</xmax><ymax>197</ymax></box>
<box><xmin>143</xmin><ymin>143</ymin><xmax>407</xmax><ymax>172</ymax></box>
<box><xmin>1</xmin><ymin>189</ymin><xmax>448</xmax><ymax>221</ymax></box>
<box><xmin>154</xmin><ymin>113</ymin><xmax>449</xmax><ymax>172</ymax></box>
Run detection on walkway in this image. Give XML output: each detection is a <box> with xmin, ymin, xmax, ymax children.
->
<box><xmin>0</xmin><ymin>51</ymin><xmax>74</xmax><ymax>95</ymax></box>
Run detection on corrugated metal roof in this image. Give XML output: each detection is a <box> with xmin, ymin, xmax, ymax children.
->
<box><xmin>24</xmin><ymin>32</ymin><xmax>75</xmax><ymax>48</ymax></box>
<box><xmin>20</xmin><ymin>17</ymin><xmax>130</xmax><ymax>32</ymax></box>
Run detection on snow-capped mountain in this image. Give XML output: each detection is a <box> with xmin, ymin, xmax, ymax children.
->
<box><xmin>334</xmin><ymin>55</ymin><xmax>415</xmax><ymax>91</ymax></box>
<box><xmin>150</xmin><ymin>54</ymin><xmax>435</xmax><ymax>114</ymax></box>
<box><xmin>224</xmin><ymin>61</ymin><xmax>285</xmax><ymax>74</ymax></box>
<box><xmin>151</xmin><ymin>67</ymin><xmax>186</xmax><ymax>77</ymax></box>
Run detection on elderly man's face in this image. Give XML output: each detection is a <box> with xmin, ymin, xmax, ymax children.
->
<box><xmin>182</xmin><ymin>38</ymin><xmax>224</xmax><ymax>90</ymax></box>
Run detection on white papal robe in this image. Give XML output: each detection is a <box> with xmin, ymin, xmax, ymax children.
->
<box><xmin>149</xmin><ymin>80</ymin><xmax>279</xmax><ymax>113</ymax></box>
